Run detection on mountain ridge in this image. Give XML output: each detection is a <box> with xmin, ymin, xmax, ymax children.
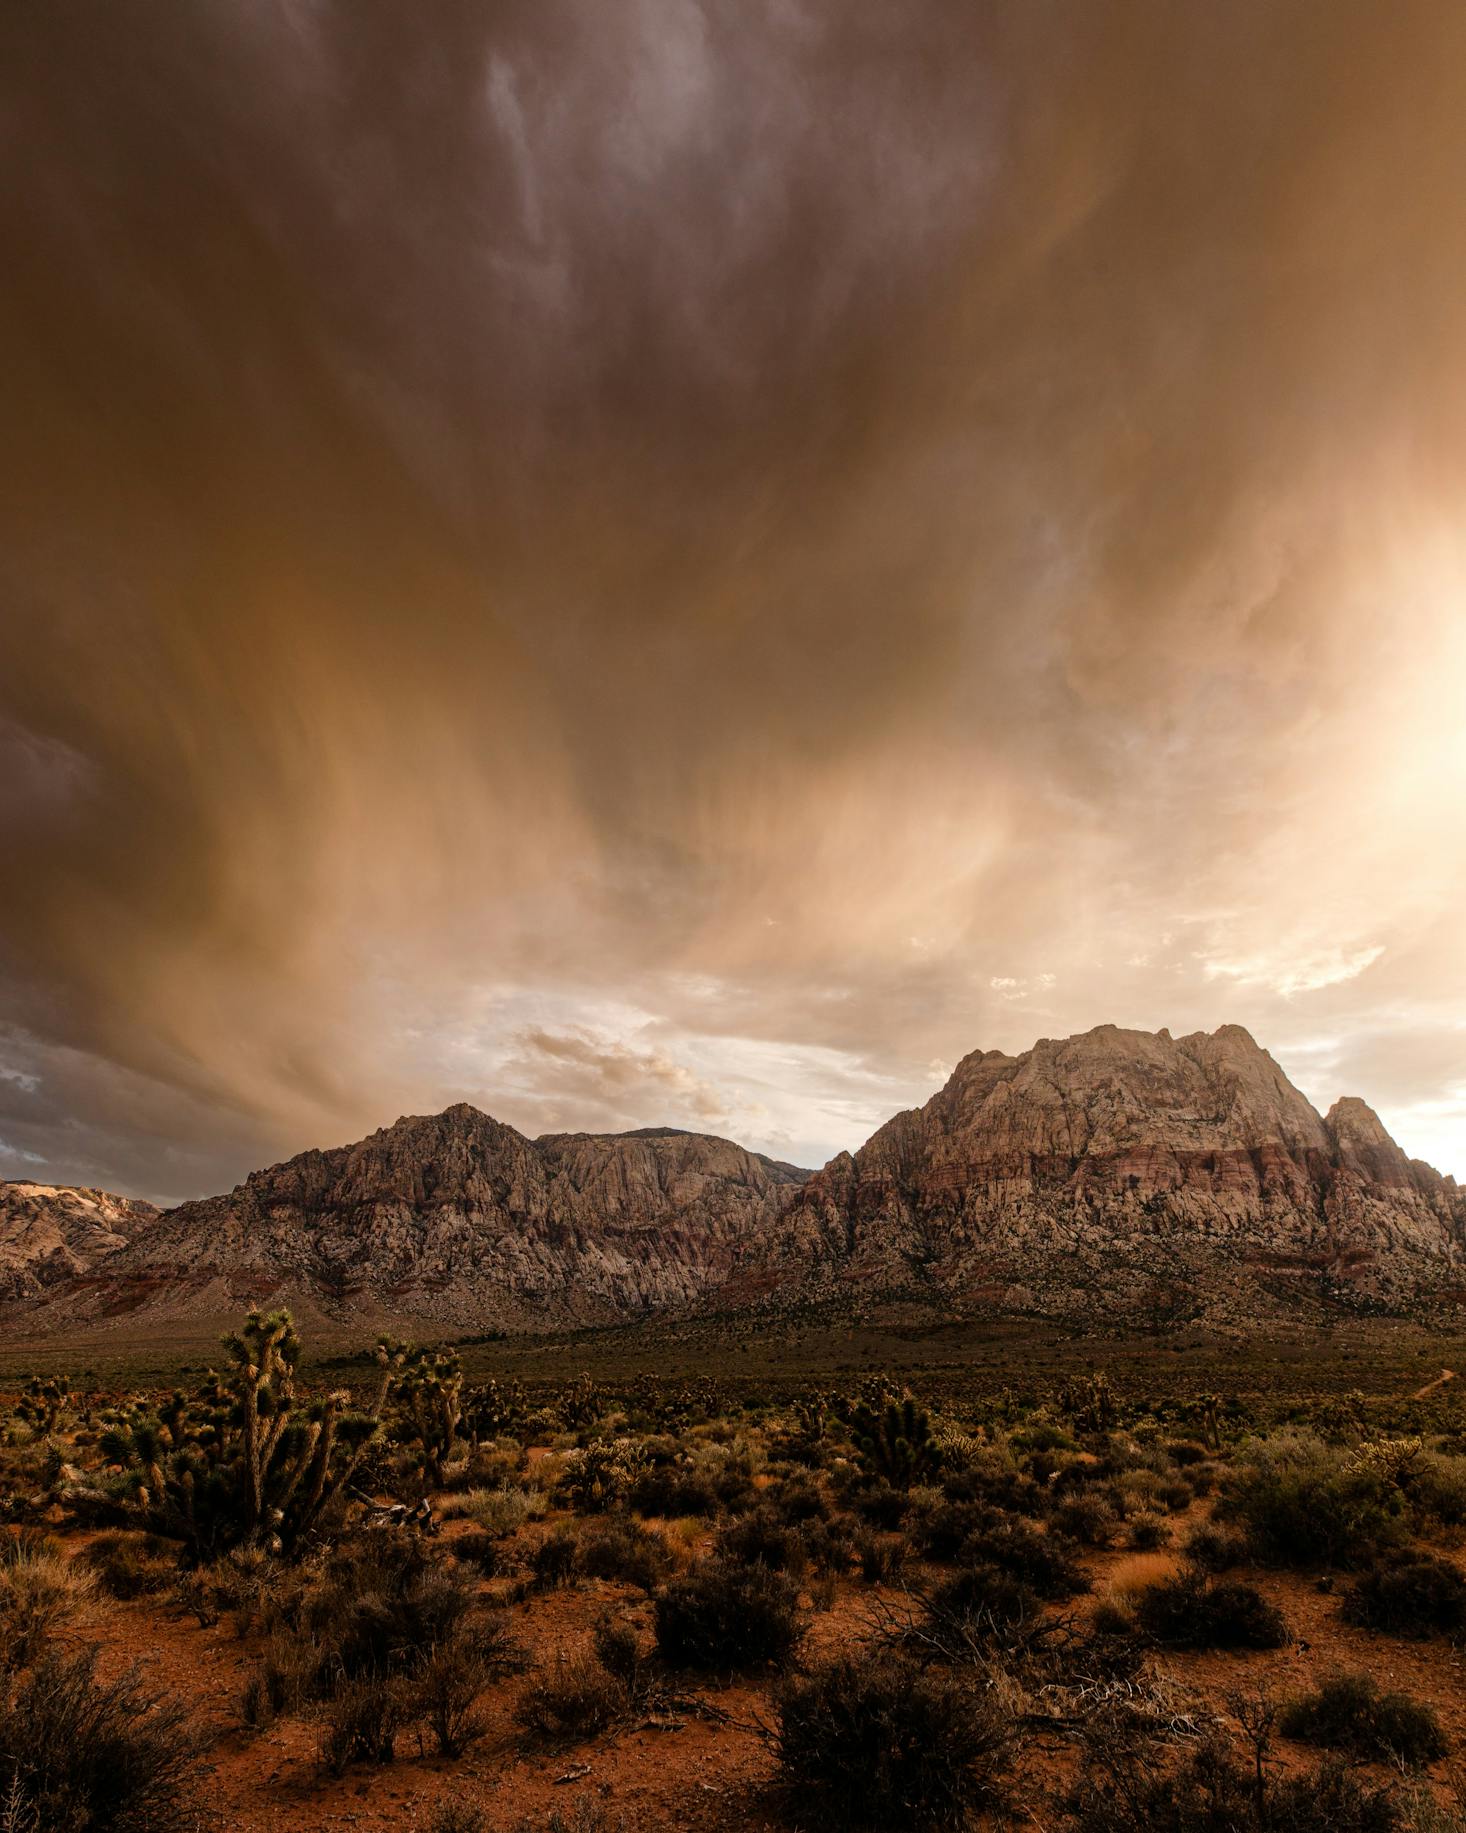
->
<box><xmin>3</xmin><ymin>1023</ymin><xmax>1460</xmax><ymax>1334</ymax></box>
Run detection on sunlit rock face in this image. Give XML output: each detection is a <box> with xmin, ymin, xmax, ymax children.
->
<box><xmin>736</xmin><ymin>1025</ymin><xmax>1464</xmax><ymax>1328</ymax></box>
<box><xmin>6</xmin><ymin>1025</ymin><xmax>1461</xmax><ymax>1334</ymax></box>
<box><xmin>0</xmin><ymin>1182</ymin><xmax>160</xmax><ymax>1301</ymax></box>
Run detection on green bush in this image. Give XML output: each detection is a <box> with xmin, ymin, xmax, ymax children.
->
<box><xmin>1069</xmin><ymin>1733</ymin><xmax>1400</xmax><ymax>1833</ymax></box>
<box><xmin>922</xmin><ymin>1566</ymin><xmax>1044</xmax><ymax>1654</ymax></box>
<box><xmin>653</xmin><ymin>1557</ymin><xmax>804</xmax><ymax>1672</ymax></box>
<box><xmin>1281</xmin><ymin>1671</ymin><xmax>1447</xmax><ymax>1766</ymax></box>
<box><xmin>0</xmin><ymin>1646</ymin><xmax>201</xmax><ymax>1831</ymax></box>
<box><xmin>773</xmin><ymin>1650</ymin><xmax>1012</xmax><ymax>1830</ymax></box>
<box><xmin>514</xmin><ymin>1652</ymin><xmax>627</xmax><ymax>1742</ymax></box>
<box><xmin>531</xmin><ymin>1529</ymin><xmax>579</xmax><ymax>1588</ymax></box>
<box><xmin>79</xmin><ymin>1531</ymin><xmax>174</xmax><ymax>1600</ymax></box>
<box><xmin>1220</xmin><ymin>1436</ymin><xmax>1406</xmax><ymax>1569</ymax></box>
<box><xmin>1132</xmin><ymin>1572</ymin><xmax>1288</xmax><ymax>1649</ymax></box>
<box><xmin>575</xmin><ymin>1515</ymin><xmax>670</xmax><ymax>1590</ymax></box>
<box><xmin>1343</xmin><ymin>1553</ymin><xmax>1466</xmax><ymax>1639</ymax></box>
<box><xmin>1181</xmin><ymin>1522</ymin><xmax>1249</xmax><ymax>1572</ymax></box>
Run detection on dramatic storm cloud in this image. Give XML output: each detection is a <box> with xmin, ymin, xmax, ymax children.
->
<box><xmin>2</xmin><ymin>0</ymin><xmax>1464</xmax><ymax>1199</ymax></box>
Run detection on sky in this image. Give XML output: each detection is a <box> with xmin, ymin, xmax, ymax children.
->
<box><xmin>1</xmin><ymin>0</ymin><xmax>1464</xmax><ymax>1203</ymax></box>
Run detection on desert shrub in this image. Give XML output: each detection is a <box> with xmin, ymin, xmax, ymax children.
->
<box><xmin>1404</xmin><ymin>1453</ymin><xmax>1466</xmax><ymax>1535</ymax></box>
<box><xmin>653</xmin><ymin>1557</ymin><xmax>803</xmax><ymax>1672</ymax></box>
<box><xmin>452</xmin><ymin>1528</ymin><xmax>504</xmax><ymax>1576</ymax></box>
<box><xmin>1220</xmin><ymin>1435</ymin><xmax>1406</xmax><ymax>1569</ymax></box>
<box><xmin>240</xmin><ymin>1630</ymin><xmax>317</xmax><ymax>1728</ymax></box>
<box><xmin>319</xmin><ymin>1675</ymin><xmax>406</xmax><ymax>1773</ymax></box>
<box><xmin>575</xmin><ymin>1516</ymin><xmax>670</xmax><ymax>1590</ymax></box>
<box><xmin>591</xmin><ymin>1616</ymin><xmax>654</xmax><ymax>1705</ymax></box>
<box><xmin>1054</xmin><ymin>1493</ymin><xmax>1121</xmax><ymax>1548</ymax></box>
<box><xmin>514</xmin><ymin>1652</ymin><xmax>628</xmax><ymax>1742</ymax></box>
<box><xmin>912</xmin><ymin>1500</ymin><xmax>998</xmax><ymax>1562</ymax></box>
<box><xmin>1068</xmin><ymin>1731</ymin><xmax>1401</xmax><ymax>1833</ymax></box>
<box><xmin>1128</xmin><ymin>1513</ymin><xmax>1171</xmax><ymax>1550</ymax></box>
<box><xmin>556</xmin><ymin>1441</ymin><xmax>648</xmax><ymax>1514</ymax></box>
<box><xmin>1132</xmin><ymin>1572</ymin><xmax>1288</xmax><ymax>1650</ymax></box>
<box><xmin>1154</xmin><ymin>1478</ymin><xmax>1194</xmax><ymax>1513</ymax></box>
<box><xmin>768</xmin><ymin>1479</ymin><xmax>828</xmax><ymax>1525</ymax></box>
<box><xmin>1343</xmin><ymin>1553</ymin><xmax>1466</xmax><ymax>1639</ymax></box>
<box><xmin>0</xmin><ymin>1531</ymin><xmax>94</xmax><ymax>1672</ymax></box>
<box><xmin>715</xmin><ymin>1506</ymin><xmax>806</xmax><ymax>1574</ymax></box>
<box><xmin>1164</xmin><ymin>1440</ymin><xmax>1211</xmax><ymax>1468</ymax></box>
<box><xmin>0</xmin><ymin>1645</ymin><xmax>201</xmax><ymax>1831</ymax></box>
<box><xmin>798</xmin><ymin>1513</ymin><xmax>853</xmax><ymax>1576</ymax></box>
<box><xmin>79</xmin><ymin>1531</ymin><xmax>174</xmax><ymax>1600</ymax></box>
<box><xmin>1182</xmin><ymin>1521</ymin><xmax>1249</xmax><ymax>1572</ymax></box>
<box><xmin>852</xmin><ymin>1484</ymin><xmax>910</xmax><ymax>1530</ymax></box>
<box><xmin>855</xmin><ymin>1528</ymin><xmax>908</xmax><ymax>1585</ymax></box>
<box><xmin>921</xmin><ymin>1566</ymin><xmax>1043</xmax><ymax>1654</ymax></box>
<box><xmin>1281</xmin><ymin>1670</ymin><xmax>1447</xmax><ymax>1766</ymax></box>
<box><xmin>957</xmin><ymin>1520</ymin><xmax>1088</xmax><ymax>1600</ymax></box>
<box><xmin>415</xmin><ymin>1632</ymin><xmax>503</xmax><ymax>1757</ymax></box>
<box><xmin>773</xmin><ymin>1649</ymin><xmax>1013</xmax><ymax>1830</ymax></box>
<box><xmin>629</xmin><ymin>1464</ymin><xmax>721</xmax><ymax>1519</ymax></box>
<box><xmin>456</xmin><ymin>1485</ymin><xmax>534</xmax><ymax>1536</ymax></box>
<box><xmin>428</xmin><ymin>1804</ymin><xmax>488</xmax><ymax>1833</ymax></box>
<box><xmin>532</xmin><ymin>1530</ymin><xmax>579</xmax><ymax>1589</ymax></box>
<box><xmin>1010</xmin><ymin>1420</ymin><xmax>1077</xmax><ymax>1456</ymax></box>
<box><xmin>305</xmin><ymin>1538</ymin><xmax>473</xmax><ymax>1681</ymax></box>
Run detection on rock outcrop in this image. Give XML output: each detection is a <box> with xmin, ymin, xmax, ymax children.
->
<box><xmin>5</xmin><ymin>1025</ymin><xmax>1461</xmax><ymax>1334</ymax></box>
<box><xmin>0</xmin><ymin>1182</ymin><xmax>160</xmax><ymax>1302</ymax></box>
<box><xmin>46</xmin><ymin>1108</ymin><xmax>807</xmax><ymax>1329</ymax></box>
<box><xmin>729</xmin><ymin>1025</ymin><xmax>1463</xmax><ymax>1327</ymax></box>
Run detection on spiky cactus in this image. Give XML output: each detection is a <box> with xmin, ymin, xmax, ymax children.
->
<box><xmin>387</xmin><ymin>1344</ymin><xmax>463</xmax><ymax>1489</ymax></box>
<box><xmin>1058</xmin><ymin>1371</ymin><xmax>1117</xmax><ymax>1434</ymax></box>
<box><xmin>843</xmin><ymin>1392</ymin><xmax>941</xmax><ymax>1491</ymax></box>
<box><xmin>16</xmin><ymin>1375</ymin><xmax>70</xmax><ymax>1437</ymax></box>
<box><xmin>96</xmin><ymin>1308</ymin><xmax>383</xmax><ymax>1557</ymax></box>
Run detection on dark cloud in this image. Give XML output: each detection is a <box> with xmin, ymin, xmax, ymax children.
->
<box><xmin>2</xmin><ymin>0</ymin><xmax>1464</xmax><ymax>1196</ymax></box>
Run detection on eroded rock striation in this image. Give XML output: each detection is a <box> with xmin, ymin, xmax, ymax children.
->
<box><xmin>0</xmin><ymin>1181</ymin><xmax>160</xmax><ymax>1302</ymax></box>
<box><xmin>6</xmin><ymin>1025</ymin><xmax>1461</xmax><ymax>1333</ymax></box>
<box><xmin>51</xmin><ymin>1107</ymin><xmax>807</xmax><ymax>1329</ymax></box>
<box><xmin>731</xmin><ymin>1025</ymin><xmax>1463</xmax><ymax>1327</ymax></box>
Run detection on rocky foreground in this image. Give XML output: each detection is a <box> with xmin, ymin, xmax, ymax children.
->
<box><xmin>3</xmin><ymin>1025</ymin><xmax>1461</xmax><ymax>1333</ymax></box>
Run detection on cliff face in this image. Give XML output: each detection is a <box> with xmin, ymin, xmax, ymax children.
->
<box><xmin>729</xmin><ymin>1025</ymin><xmax>1464</xmax><ymax>1326</ymax></box>
<box><xmin>57</xmin><ymin>1108</ymin><xmax>807</xmax><ymax>1329</ymax></box>
<box><xmin>0</xmin><ymin>1182</ymin><xmax>160</xmax><ymax>1302</ymax></box>
<box><xmin>6</xmin><ymin>1024</ymin><xmax>1462</xmax><ymax>1335</ymax></box>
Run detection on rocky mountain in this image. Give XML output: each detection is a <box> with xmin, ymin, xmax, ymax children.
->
<box><xmin>728</xmin><ymin>1025</ymin><xmax>1464</xmax><ymax>1328</ymax></box>
<box><xmin>5</xmin><ymin>1024</ymin><xmax>1461</xmax><ymax>1335</ymax></box>
<box><xmin>0</xmin><ymin>1182</ymin><xmax>160</xmax><ymax>1303</ymax></box>
<box><xmin>37</xmin><ymin>1107</ymin><xmax>806</xmax><ymax>1330</ymax></box>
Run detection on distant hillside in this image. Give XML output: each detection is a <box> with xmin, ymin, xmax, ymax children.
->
<box><xmin>5</xmin><ymin>1025</ymin><xmax>1461</xmax><ymax>1335</ymax></box>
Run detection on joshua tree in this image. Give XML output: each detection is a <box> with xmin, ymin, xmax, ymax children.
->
<box><xmin>16</xmin><ymin>1374</ymin><xmax>70</xmax><ymax>1436</ymax></box>
<box><xmin>387</xmin><ymin>1343</ymin><xmax>464</xmax><ymax>1489</ymax></box>
<box><xmin>98</xmin><ymin>1308</ymin><xmax>383</xmax><ymax>1557</ymax></box>
<box><xmin>842</xmin><ymin>1392</ymin><xmax>941</xmax><ymax>1491</ymax></box>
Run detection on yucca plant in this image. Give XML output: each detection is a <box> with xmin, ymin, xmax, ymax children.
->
<box><xmin>97</xmin><ymin>1309</ymin><xmax>383</xmax><ymax>1559</ymax></box>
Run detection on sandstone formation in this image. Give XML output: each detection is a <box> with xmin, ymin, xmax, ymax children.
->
<box><xmin>5</xmin><ymin>1025</ymin><xmax>1461</xmax><ymax>1334</ymax></box>
<box><xmin>0</xmin><ymin>1181</ymin><xmax>160</xmax><ymax>1302</ymax></box>
<box><xmin>42</xmin><ymin>1108</ymin><xmax>806</xmax><ymax>1329</ymax></box>
<box><xmin>731</xmin><ymin>1025</ymin><xmax>1464</xmax><ymax>1328</ymax></box>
